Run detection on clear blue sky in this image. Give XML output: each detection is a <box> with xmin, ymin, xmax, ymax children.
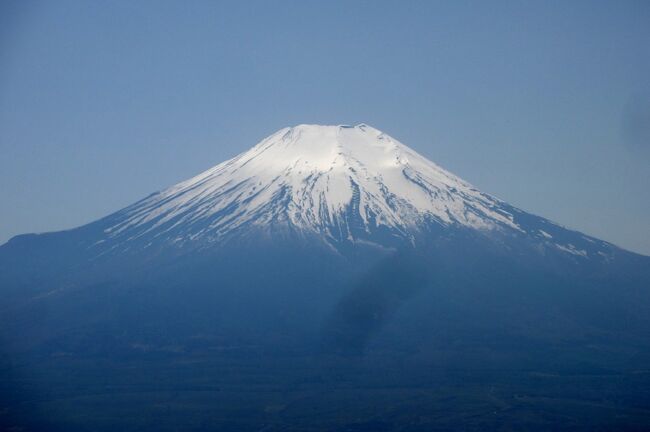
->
<box><xmin>1</xmin><ymin>0</ymin><xmax>649</xmax><ymax>254</ymax></box>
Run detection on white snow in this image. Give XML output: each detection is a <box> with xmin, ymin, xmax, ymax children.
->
<box><xmin>105</xmin><ymin>124</ymin><xmax>522</xmax><ymax>243</ymax></box>
<box><xmin>539</xmin><ymin>230</ymin><xmax>553</xmax><ymax>239</ymax></box>
<box><xmin>555</xmin><ymin>243</ymin><xmax>588</xmax><ymax>257</ymax></box>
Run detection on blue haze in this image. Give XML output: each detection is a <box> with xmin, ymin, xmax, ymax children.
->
<box><xmin>1</xmin><ymin>0</ymin><xmax>649</xmax><ymax>254</ymax></box>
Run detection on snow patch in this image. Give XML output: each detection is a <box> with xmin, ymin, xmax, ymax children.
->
<box><xmin>555</xmin><ymin>243</ymin><xmax>588</xmax><ymax>257</ymax></box>
<box><xmin>539</xmin><ymin>230</ymin><xmax>553</xmax><ymax>239</ymax></box>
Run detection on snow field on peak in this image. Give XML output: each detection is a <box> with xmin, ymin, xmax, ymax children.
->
<box><xmin>105</xmin><ymin>124</ymin><xmax>522</xmax><ymax>244</ymax></box>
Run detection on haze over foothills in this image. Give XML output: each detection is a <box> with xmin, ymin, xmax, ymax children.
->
<box><xmin>1</xmin><ymin>0</ymin><xmax>649</xmax><ymax>254</ymax></box>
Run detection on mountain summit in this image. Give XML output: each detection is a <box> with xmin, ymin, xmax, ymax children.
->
<box><xmin>105</xmin><ymin>124</ymin><xmax>515</xmax><ymax>246</ymax></box>
<box><xmin>96</xmin><ymin>124</ymin><xmax>610</xmax><ymax>258</ymax></box>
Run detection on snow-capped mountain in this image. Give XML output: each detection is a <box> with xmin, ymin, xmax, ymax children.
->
<box><xmin>105</xmin><ymin>124</ymin><xmax>515</xmax><ymax>243</ymax></box>
<box><xmin>93</xmin><ymin>124</ymin><xmax>611</xmax><ymax>258</ymax></box>
<box><xmin>2</xmin><ymin>124</ymin><xmax>649</xmax><ymax>432</ymax></box>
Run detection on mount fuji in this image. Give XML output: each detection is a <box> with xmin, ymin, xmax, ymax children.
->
<box><xmin>3</xmin><ymin>124</ymin><xmax>619</xmax><ymax>258</ymax></box>
<box><xmin>1</xmin><ymin>124</ymin><xmax>649</xmax><ymax>431</ymax></box>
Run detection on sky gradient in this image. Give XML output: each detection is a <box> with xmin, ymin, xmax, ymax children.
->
<box><xmin>1</xmin><ymin>0</ymin><xmax>649</xmax><ymax>254</ymax></box>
